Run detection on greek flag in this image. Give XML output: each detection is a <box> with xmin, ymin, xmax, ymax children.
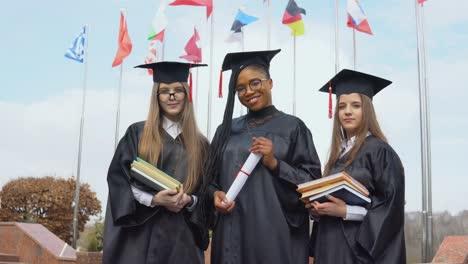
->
<box><xmin>65</xmin><ymin>25</ymin><xmax>87</xmax><ymax>63</ymax></box>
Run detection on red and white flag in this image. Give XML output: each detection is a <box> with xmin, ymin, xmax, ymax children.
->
<box><xmin>346</xmin><ymin>0</ymin><xmax>373</xmax><ymax>35</ymax></box>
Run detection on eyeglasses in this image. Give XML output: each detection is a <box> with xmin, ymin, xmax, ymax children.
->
<box><xmin>157</xmin><ymin>88</ymin><xmax>186</xmax><ymax>101</ymax></box>
<box><xmin>235</xmin><ymin>78</ymin><xmax>269</xmax><ymax>96</ymax></box>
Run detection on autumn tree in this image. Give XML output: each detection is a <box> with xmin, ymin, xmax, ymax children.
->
<box><xmin>0</xmin><ymin>176</ymin><xmax>101</xmax><ymax>244</ymax></box>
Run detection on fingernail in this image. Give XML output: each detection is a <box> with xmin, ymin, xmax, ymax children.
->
<box><xmin>325</xmin><ymin>195</ymin><xmax>330</xmax><ymax>199</ymax></box>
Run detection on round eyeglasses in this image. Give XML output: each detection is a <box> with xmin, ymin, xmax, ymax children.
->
<box><xmin>235</xmin><ymin>78</ymin><xmax>269</xmax><ymax>96</ymax></box>
<box><xmin>157</xmin><ymin>88</ymin><xmax>186</xmax><ymax>101</ymax></box>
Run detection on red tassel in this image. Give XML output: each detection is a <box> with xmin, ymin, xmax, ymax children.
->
<box><xmin>218</xmin><ymin>69</ymin><xmax>223</xmax><ymax>98</ymax></box>
<box><xmin>189</xmin><ymin>70</ymin><xmax>193</xmax><ymax>103</ymax></box>
<box><xmin>328</xmin><ymin>81</ymin><xmax>333</xmax><ymax>119</ymax></box>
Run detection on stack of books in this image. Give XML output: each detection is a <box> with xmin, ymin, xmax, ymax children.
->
<box><xmin>130</xmin><ymin>157</ymin><xmax>181</xmax><ymax>191</ymax></box>
<box><xmin>296</xmin><ymin>172</ymin><xmax>371</xmax><ymax>206</ymax></box>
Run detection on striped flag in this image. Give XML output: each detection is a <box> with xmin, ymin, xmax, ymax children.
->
<box><xmin>65</xmin><ymin>25</ymin><xmax>87</xmax><ymax>63</ymax></box>
<box><xmin>148</xmin><ymin>0</ymin><xmax>169</xmax><ymax>41</ymax></box>
<box><xmin>282</xmin><ymin>0</ymin><xmax>306</xmax><ymax>36</ymax></box>
<box><xmin>226</xmin><ymin>9</ymin><xmax>259</xmax><ymax>43</ymax></box>
<box><xmin>347</xmin><ymin>0</ymin><xmax>373</xmax><ymax>35</ymax></box>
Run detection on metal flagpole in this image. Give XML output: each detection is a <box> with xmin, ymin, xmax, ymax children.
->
<box><xmin>72</xmin><ymin>24</ymin><xmax>89</xmax><ymax>249</ymax></box>
<box><xmin>353</xmin><ymin>29</ymin><xmax>356</xmax><ymax>70</ymax></box>
<box><xmin>196</xmin><ymin>67</ymin><xmax>200</xmax><ymax>116</ymax></box>
<box><xmin>114</xmin><ymin>64</ymin><xmax>123</xmax><ymax>149</ymax></box>
<box><xmin>266</xmin><ymin>0</ymin><xmax>271</xmax><ymax>50</ymax></box>
<box><xmin>335</xmin><ymin>0</ymin><xmax>340</xmax><ymax>74</ymax></box>
<box><xmin>415</xmin><ymin>0</ymin><xmax>433</xmax><ymax>261</ymax></box>
<box><xmin>239</xmin><ymin>30</ymin><xmax>245</xmax><ymax>117</ymax></box>
<box><xmin>207</xmin><ymin>12</ymin><xmax>214</xmax><ymax>139</ymax></box>
<box><xmin>421</xmin><ymin>4</ymin><xmax>433</xmax><ymax>258</ymax></box>
<box><xmin>293</xmin><ymin>35</ymin><xmax>296</xmax><ymax>115</ymax></box>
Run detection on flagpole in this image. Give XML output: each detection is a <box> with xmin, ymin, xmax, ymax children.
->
<box><xmin>415</xmin><ymin>0</ymin><xmax>433</xmax><ymax>261</ymax></box>
<box><xmin>353</xmin><ymin>29</ymin><xmax>356</xmax><ymax>70</ymax></box>
<box><xmin>114</xmin><ymin>64</ymin><xmax>123</xmax><ymax>149</ymax></box>
<box><xmin>266</xmin><ymin>0</ymin><xmax>271</xmax><ymax>50</ymax></box>
<box><xmin>239</xmin><ymin>30</ymin><xmax>245</xmax><ymax>117</ymax></box>
<box><xmin>196</xmin><ymin>67</ymin><xmax>200</xmax><ymax>116</ymax></box>
<box><xmin>293</xmin><ymin>35</ymin><xmax>297</xmax><ymax>115</ymax></box>
<box><xmin>334</xmin><ymin>0</ymin><xmax>340</xmax><ymax>73</ymax></box>
<box><xmin>162</xmin><ymin>41</ymin><xmax>166</xmax><ymax>61</ymax></box>
<box><xmin>207</xmin><ymin>13</ymin><xmax>214</xmax><ymax>139</ymax></box>
<box><xmin>72</xmin><ymin>24</ymin><xmax>89</xmax><ymax>249</ymax></box>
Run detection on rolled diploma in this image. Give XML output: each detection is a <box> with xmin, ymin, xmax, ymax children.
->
<box><xmin>225</xmin><ymin>152</ymin><xmax>263</xmax><ymax>202</ymax></box>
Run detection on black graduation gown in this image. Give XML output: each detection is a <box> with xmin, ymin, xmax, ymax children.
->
<box><xmin>310</xmin><ymin>135</ymin><xmax>406</xmax><ymax>264</ymax></box>
<box><xmin>103</xmin><ymin>121</ymin><xmax>206</xmax><ymax>264</ymax></box>
<box><xmin>209</xmin><ymin>106</ymin><xmax>322</xmax><ymax>264</ymax></box>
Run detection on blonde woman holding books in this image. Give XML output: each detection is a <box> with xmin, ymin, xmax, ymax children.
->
<box><xmin>307</xmin><ymin>69</ymin><xmax>406</xmax><ymax>264</ymax></box>
<box><xmin>103</xmin><ymin>62</ymin><xmax>209</xmax><ymax>264</ymax></box>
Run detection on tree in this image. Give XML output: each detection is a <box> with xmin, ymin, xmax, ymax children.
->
<box><xmin>77</xmin><ymin>218</ymin><xmax>104</xmax><ymax>252</ymax></box>
<box><xmin>0</xmin><ymin>176</ymin><xmax>101</xmax><ymax>245</ymax></box>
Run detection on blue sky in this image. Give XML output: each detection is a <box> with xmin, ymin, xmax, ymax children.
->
<box><xmin>1</xmin><ymin>0</ymin><xmax>467</xmax><ymax>218</ymax></box>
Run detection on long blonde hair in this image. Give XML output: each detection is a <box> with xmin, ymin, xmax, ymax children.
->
<box><xmin>323</xmin><ymin>94</ymin><xmax>387</xmax><ymax>176</ymax></box>
<box><xmin>138</xmin><ymin>82</ymin><xmax>208</xmax><ymax>194</ymax></box>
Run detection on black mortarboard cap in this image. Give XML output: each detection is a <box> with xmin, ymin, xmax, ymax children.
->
<box><xmin>319</xmin><ymin>69</ymin><xmax>392</xmax><ymax>118</ymax></box>
<box><xmin>218</xmin><ymin>49</ymin><xmax>281</xmax><ymax>97</ymax></box>
<box><xmin>135</xmin><ymin>61</ymin><xmax>207</xmax><ymax>102</ymax></box>
<box><xmin>135</xmin><ymin>61</ymin><xmax>207</xmax><ymax>83</ymax></box>
<box><xmin>319</xmin><ymin>69</ymin><xmax>392</xmax><ymax>98</ymax></box>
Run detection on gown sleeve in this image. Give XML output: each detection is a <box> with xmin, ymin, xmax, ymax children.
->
<box><xmin>274</xmin><ymin>121</ymin><xmax>322</xmax><ymax>185</ymax></box>
<box><xmin>107</xmin><ymin>124</ymin><xmax>159</xmax><ymax>227</ymax></box>
<box><xmin>271</xmin><ymin>121</ymin><xmax>322</xmax><ymax>228</ymax></box>
<box><xmin>355</xmin><ymin>145</ymin><xmax>406</xmax><ymax>261</ymax></box>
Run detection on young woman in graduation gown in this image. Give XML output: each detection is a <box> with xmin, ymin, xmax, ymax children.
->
<box><xmin>103</xmin><ymin>62</ymin><xmax>209</xmax><ymax>264</ymax></box>
<box><xmin>308</xmin><ymin>69</ymin><xmax>406</xmax><ymax>264</ymax></box>
<box><xmin>201</xmin><ymin>50</ymin><xmax>322</xmax><ymax>264</ymax></box>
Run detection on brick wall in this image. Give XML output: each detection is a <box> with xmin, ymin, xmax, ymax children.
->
<box><xmin>76</xmin><ymin>252</ymin><xmax>102</xmax><ymax>264</ymax></box>
<box><xmin>0</xmin><ymin>222</ymin><xmax>75</xmax><ymax>264</ymax></box>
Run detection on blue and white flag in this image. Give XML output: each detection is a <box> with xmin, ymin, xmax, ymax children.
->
<box><xmin>226</xmin><ymin>10</ymin><xmax>258</xmax><ymax>43</ymax></box>
<box><xmin>65</xmin><ymin>25</ymin><xmax>87</xmax><ymax>63</ymax></box>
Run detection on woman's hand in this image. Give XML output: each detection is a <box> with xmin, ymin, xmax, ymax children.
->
<box><xmin>214</xmin><ymin>191</ymin><xmax>235</xmax><ymax>214</ymax></box>
<box><xmin>152</xmin><ymin>185</ymin><xmax>191</xmax><ymax>213</ymax></box>
<box><xmin>310</xmin><ymin>195</ymin><xmax>347</xmax><ymax>218</ymax></box>
<box><xmin>305</xmin><ymin>201</ymin><xmax>321</xmax><ymax>220</ymax></box>
<box><xmin>249</xmin><ymin>137</ymin><xmax>278</xmax><ymax>171</ymax></box>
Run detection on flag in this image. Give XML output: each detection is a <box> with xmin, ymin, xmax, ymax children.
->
<box><xmin>226</xmin><ymin>9</ymin><xmax>259</xmax><ymax>43</ymax></box>
<box><xmin>148</xmin><ymin>0</ymin><xmax>169</xmax><ymax>41</ymax></box>
<box><xmin>65</xmin><ymin>25</ymin><xmax>87</xmax><ymax>63</ymax></box>
<box><xmin>144</xmin><ymin>40</ymin><xmax>158</xmax><ymax>75</ymax></box>
<box><xmin>347</xmin><ymin>0</ymin><xmax>373</xmax><ymax>35</ymax></box>
<box><xmin>282</xmin><ymin>0</ymin><xmax>306</xmax><ymax>36</ymax></box>
<box><xmin>112</xmin><ymin>10</ymin><xmax>133</xmax><ymax>67</ymax></box>
<box><xmin>417</xmin><ymin>0</ymin><xmax>427</xmax><ymax>4</ymax></box>
<box><xmin>169</xmin><ymin>0</ymin><xmax>213</xmax><ymax>19</ymax></box>
<box><xmin>180</xmin><ymin>27</ymin><xmax>202</xmax><ymax>63</ymax></box>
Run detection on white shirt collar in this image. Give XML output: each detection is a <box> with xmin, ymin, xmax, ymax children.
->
<box><xmin>162</xmin><ymin>115</ymin><xmax>182</xmax><ymax>139</ymax></box>
<box><xmin>340</xmin><ymin>132</ymin><xmax>371</xmax><ymax>158</ymax></box>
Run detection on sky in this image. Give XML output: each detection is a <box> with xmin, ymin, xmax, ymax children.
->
<box><xmin>1</xmin><ymin>0</ymin><xmax>467</xmax><ymax>219</ymax></box>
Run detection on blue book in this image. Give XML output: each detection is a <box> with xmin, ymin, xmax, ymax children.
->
<box><xmin>308</xmin><ymin>184</ymin><xmax>371</xmax><ymax>206</ymax></box>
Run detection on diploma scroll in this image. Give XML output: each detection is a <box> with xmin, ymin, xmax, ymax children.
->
<box><xmin>225</xmin><ymin>152</ymin><xmax>263</xmax><ymax>202</ymax></box>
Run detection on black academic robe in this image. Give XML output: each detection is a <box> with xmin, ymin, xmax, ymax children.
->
<box><xmin>310</xmin><ymin>135</ymin><xmax>406</xmax><ymax>264</ymax></box>
<box><xmin>209</xmin><ymin>106</ymin><xmax>322</xmax><ymax>264</ymax></box>
<box><xmin>103</xmin><ymin>121</ymin><xmax>207</xmax><ymax>264</ymax></box>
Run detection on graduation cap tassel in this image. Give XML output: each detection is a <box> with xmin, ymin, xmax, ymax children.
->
<box><xmin>189</xmin><ymin>69</ymin><xmax>193</xmax><ymax>103</ymax></box>
<box><xmin>328</xmin><ymin>81</ymin><xmax>333</xmax><ymax>119</ymax></box>
<box><xmin>218</xmin><ymin>69</ymin><xmax>223</xmax><ymax>98</ymax></box>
